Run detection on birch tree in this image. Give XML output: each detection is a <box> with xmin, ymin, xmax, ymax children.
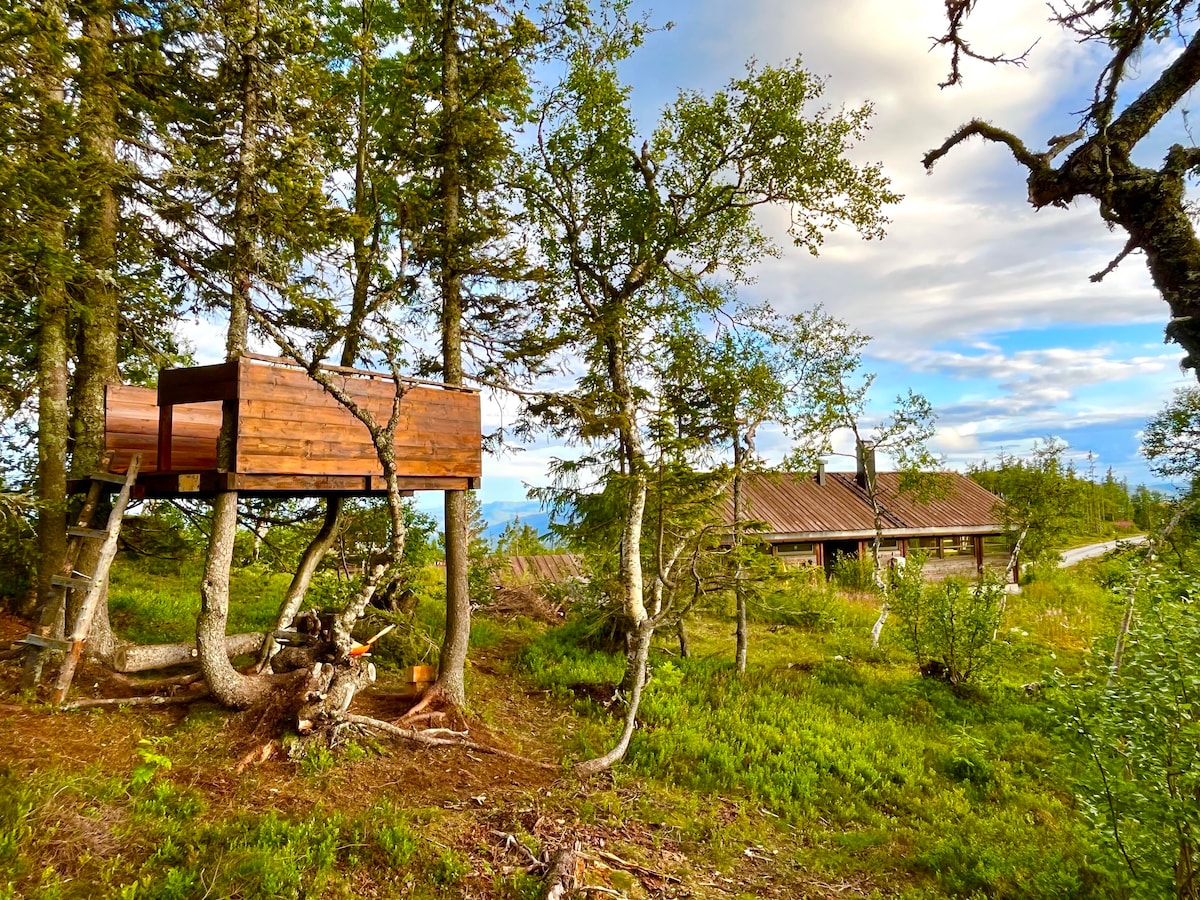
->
<box><xmin>522</xmin><ymin>8</ymin><xmax>898</xmax><ymax>771</ymax></box>
<box><xmin>782</xmin><ymin>313</ymin><xmax>941</xmax><ymax>648</ymax></box>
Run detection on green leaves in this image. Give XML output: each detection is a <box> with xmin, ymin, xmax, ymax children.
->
<box><xmin>1061</xmin><ymin>566</ymin><xmax>1200</xmax><ymax>897</ymax></box>
<box><xmin>1143</xmin><ymin>385</ymin><xmax>1200</xmax><ymax>481</ymax></box>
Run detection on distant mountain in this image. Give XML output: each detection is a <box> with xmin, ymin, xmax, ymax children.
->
<box><xmin>479</xmin><ymin>499</ymin><xmax>552</xmax><ymax>542</ymax></box>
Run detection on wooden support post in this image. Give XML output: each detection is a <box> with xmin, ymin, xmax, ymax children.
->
<box><xmin>156</xmin><ymin>403</ymin><xmax>173</xmax><ymax>473</ymax></box>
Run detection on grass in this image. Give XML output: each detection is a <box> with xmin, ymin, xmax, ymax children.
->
<box><xmin>2</xmin><ymin>551</ymin><xmax>1135</xmax><ymax>899</ymax></box>
<box><xmin>107</xmin><ymin>557</ymin><xmax>287</xmax><ymax>644</ymax></box>
<box><xmin>517</xmin><ymin>570</ymin><xmax>1120</xmax><ymax>898</ymax></box>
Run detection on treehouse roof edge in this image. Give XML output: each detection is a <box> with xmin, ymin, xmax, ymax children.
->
<box><xmin>158</xmin><ymin>353</ymin><xmax>478</xmax><ymax>406</ymax></box>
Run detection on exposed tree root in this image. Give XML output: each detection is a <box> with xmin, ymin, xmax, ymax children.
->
<box><xmin>343</xmin><ymin>713</ymin><xmax>558</xmax><ymax>770</ymax></box>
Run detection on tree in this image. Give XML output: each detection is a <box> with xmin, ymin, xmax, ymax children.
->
<box><xmin>669</xmin><ymin>307</ymin><xmax>868</xmax><ymax>673</ymax></box>
<box><xmin>782</xmin><ymin>314</ymin><xmax>941</xmax><ymax>647</ymax></box>
<box><xmin>522</xmin><ymin>7</ymin><xmax>897</xmax><ymax>771</ymax></box>
<box><xmin>927</xmin><ymin>2</ymin><xmax>1200</xmax><ymax>379</ymax></box>
<box><xmin>1143</xmin><ymin>386</ymin><xmax>1200</xmax><ymax>482</ymax></box>
<box><xmin>969</xmin><ymin>440</ymin><xmax>1087</xmax><ymax>572</ymax></box>
<box><xmin>1063</xmin><ymin>566</ymin><xmax>1200</xmax><ymax>899</ymax></box>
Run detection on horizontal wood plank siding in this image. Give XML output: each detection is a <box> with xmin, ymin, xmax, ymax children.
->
<box><xmin>103</xmin><ymin>357</ymin><xmax>482</xmax><ymax>490</ymax></box>
<box><xmin>105</xmin><ymin>385</ymin><xmax>220</xmax><ymax>473</ymax></box>
<box><xmin>233</xmin><ymin>362</ymin><xmax>481</xmax><ymax>479</ymax></box>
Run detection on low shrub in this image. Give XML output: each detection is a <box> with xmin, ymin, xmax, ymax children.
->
<box><xmin>890</xmin><ymin>564</ymin><xmax>1006</xmax><ymax>684</ymax></box>
<box><xmin>829</xmin><ymin>552</ymin><xmax>877</xmax><ymax>593</ymax></box>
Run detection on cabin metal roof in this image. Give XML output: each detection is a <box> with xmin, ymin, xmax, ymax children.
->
<box><xmin>725</xmin><ymin>471</ymin><xmax>1005</xmax><ymax>541</ymax></box>
<box><xmin>505</xmin><ymin>553</ymin><xmax>586</xmax><ymax>584</ymax></box>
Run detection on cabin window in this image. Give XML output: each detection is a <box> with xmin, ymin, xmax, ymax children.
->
<box><xmin>941</xmin><ymin>535</ymin><xmax>973</xmax><ymax>557</ymax></box>
<box><xmin>912</xmin><ymin>537</ymin><xmax>941</xmax><ymax>552</ymax></box>
<box><xmin>775</xmin><ymin>542</ymin><xmax>814</xmax><ymax>554</ymax></box>
<box><xmin>982</xmin><ymin>535</ymin><xmax>1008</xmax><ymax>555</ymax></box>
<box><xmin>879</xmin><ymin>538</ymin><xmax>900</xmax><ymax>551</ymax></box>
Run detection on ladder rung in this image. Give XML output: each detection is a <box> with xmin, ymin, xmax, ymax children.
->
<box><xmin>68</xmin><ymin>527</ymin><xmax>109</xmax><ymax>540</ymax></box>
<box><xmin>89</xmin><ymin>472</ymin><xmax>128</xmax><ymax>484</ymax></box>
<box><xmin>52</xmin><ymin>574</ymin><xmax>93</xmax><ymax>590</ymax></box>
<box><xmin>17</xmin><ymin>634</ymin><xmax>73</xmax><ymax>651</ymax></box>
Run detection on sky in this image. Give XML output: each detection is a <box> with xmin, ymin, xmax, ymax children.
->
<box><xmin>183</xmin><ymin>0</ymin><xmax>1198</xmax><ymax>514</ymax></box>
<box><xmin>604</xmin><ymin>0</ymin><xmax>1195</xmax><ymax>490</ymax></box>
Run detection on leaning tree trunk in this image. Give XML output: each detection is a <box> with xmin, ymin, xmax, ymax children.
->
<box><xmin>576</xmin><ymin>622</ymin><xmax>652</xmax><ymax>776</ymax></box>
<box><xmin>196</xmin><ymin>0</ymin><xmax>273</xmax><ymax>710</ymax></box>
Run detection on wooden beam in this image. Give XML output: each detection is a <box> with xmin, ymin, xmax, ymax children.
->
<box><xmin>157</xmin><ymin>360</ymin><xmax>240</xmax><ymax>405</ymax></box>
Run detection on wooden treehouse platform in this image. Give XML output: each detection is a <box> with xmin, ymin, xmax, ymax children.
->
<box><xmin>99</xmin><ymin>354</ymin><xmax>482</xmax><ymax>499</ymax></box>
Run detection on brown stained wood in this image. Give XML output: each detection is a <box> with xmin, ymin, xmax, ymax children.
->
<box><xmin>157</xmin><ymin>359</ymin><xmax>240</xmax><ymax>405</ymax></box>
<box><xmin>234</xmin><ymin>454</ymin><xmax>479</xmax><ymax>480</ymax></box>
<box><xmin>235</xmin><ymin>400</ymin><xmax>479</xmax><ymax>433</ymax></box>
<box><xmin>104</xmin><ymin>357</ymin><xmax>481</xmax><ymax>489</ymax></box>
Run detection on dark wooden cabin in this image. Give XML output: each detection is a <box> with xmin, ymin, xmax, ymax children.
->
<box><xmin>720</xmin><ymin>466</ymin><xmax>1016</xmax><ymax>582</ymax></box>
<box><xmin>103</xmin><ymin>354</ymin><xmax>481</xmax><ymax>498</ymax></box>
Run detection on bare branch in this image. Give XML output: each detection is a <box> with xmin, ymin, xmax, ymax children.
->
<box><xmin>923</xmin><ymin>119</ymin><xmax>1045</xmax><ymax>173</ymax></box>
<box><xmin>344</xmin><ymin>713</ymin><xmax>558</xmax><ymax>769</ymax></box>
<box><xmin>932</xmin><ymin>0</ymin><xmax>1036</xmax><ymax>88</ymax></box>
<box><xmin>1090</xmin><ymin>235</ymin><xmax>1139</xmax><ymax>282</ymax></box>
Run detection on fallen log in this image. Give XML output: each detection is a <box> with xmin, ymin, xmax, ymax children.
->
<box><xmin>542</xmin><ymin>845</ymin><xmax>581</xmax><ymax>900</ymax></box>
<box><xmin>112</xmin><ymin>633</ymin><xmax>265</xmax><ymax>673</ymax></box>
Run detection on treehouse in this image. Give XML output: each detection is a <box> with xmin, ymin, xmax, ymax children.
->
<box><xmin>102</xmin><ymin>354</ymin><xmax>482</xmax><ymax>499</ymax></box>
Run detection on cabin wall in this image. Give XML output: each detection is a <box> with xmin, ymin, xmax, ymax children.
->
<box><xmin>105</xmin><ymin>385</ymin><xmax>219</xmax><ymax>474</ymax></box>
<box><xmin>103</xmin><ymin>358</ymin><xmax>482</xmax><ymax>489</ymax></box>
<box><xmin>767</xmin><ymin>534</ymin><xmax>1013</xmax><ymax>582</ymax></box>
<box><xmin>232</xmin><ymin>362</ymin><xmax>480</xmax><ymax>479</ymax></box>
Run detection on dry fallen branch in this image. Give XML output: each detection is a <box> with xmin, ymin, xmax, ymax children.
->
<box><xmin>60</xmin><ymin>686</ymin><xmax>211</xmax><ymax>710</ymax></box>
<box><xmin>491</xmin><ymin>830</ymin><xmax>543</xmax><ymax>868</ymax></box>
<box><xmin>542</xmin><ymin>845</ymin><xmax>581</xmax><ymax>900</ymax></box>
<box><xmin>591</xmin><ymin>848</ymin><xmax>681</xmax><ymax>884</ymax></box>
<box><xmin>343</xmin><ymin>713</ymin><xmax>558</xmax><ymax>770</ymax></box>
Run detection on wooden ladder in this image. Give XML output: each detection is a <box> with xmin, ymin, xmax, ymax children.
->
<box><xmin>19</xmin><ymin>455</ymin><xmax>141</xmax><ymax>703</ymax></box>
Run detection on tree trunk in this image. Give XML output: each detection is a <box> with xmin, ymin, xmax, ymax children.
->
<box><xmin>198</xmin><ymin>493</ymin><xmax>274</xmax><ymax>707</ymax></box>
<box><xmin>30</xmin><ymin>0</ymin><xmax>71</xmax><ymax>670</ymax></box>
<box><xmin>434</xmin><ymin>0</ymin><xmax>470</xmax><ymax>709</ymax></box>
<box><xmin>576</xmin><ymin>622</ymin><xmax>652</xmax><ymax>776</ymax></box>
<box><xmin>438</xmin><ymin>489</ymin><xmax>470</xmax><ymax>706</ymax></box>
<box><xmin>732</xmin><ymin>438</ymin><xmax>747</xmax><ymax>674</ymax></box>
<box><xmin>197</xmin><ymin>0</ymin><xmax>264</xmax><ymax>710</ymax></box>
<box><xmin>69</xmin><ymin>0</ymin><xmax>122</xmax><ymax>662</ymax></box>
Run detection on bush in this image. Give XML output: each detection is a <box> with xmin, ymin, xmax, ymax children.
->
<box><xmin>749</xmin><ymin>569</ymin><xmax>838</xmax><ymax>630</ymax></box>
<box><xmin>1059</xmin><ymin>566</ymin><xmax>1200</xmax><ymax>899</ymax></box>
<box><xmin>829</xmin><ymin>552</ymin><xmax>877</xmax><ymax>593</ymax></box>
<box><xmin>891</xmin><ymin>562</ymin><xmax>1006</xmax><ymax>684</ymax></box>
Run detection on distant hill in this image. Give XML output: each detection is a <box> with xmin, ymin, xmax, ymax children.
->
<box><xmin>479</xmin><ymin>500</ymin><xmax>552</xmax><ymax>542</ymax></box>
